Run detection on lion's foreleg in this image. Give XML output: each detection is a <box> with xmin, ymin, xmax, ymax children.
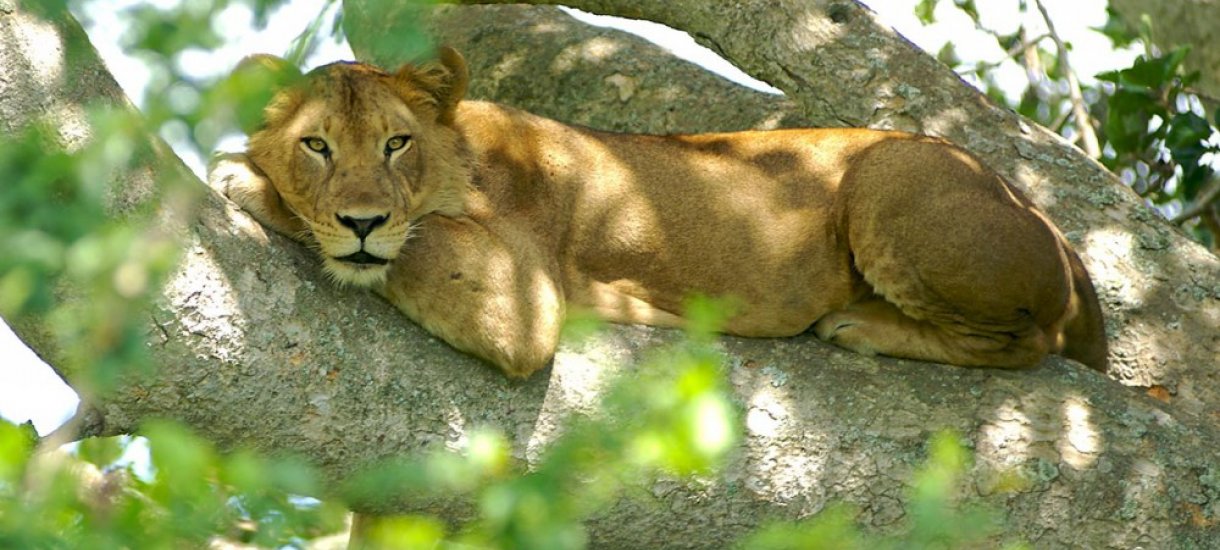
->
<box><xmin>379</xmin><ymin>216</ymin><xmax>564</xmax><ymax>378</ymax></box>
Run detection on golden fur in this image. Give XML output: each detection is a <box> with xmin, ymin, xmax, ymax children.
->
<box><xmin>209</xmin><ymin>48</ymin><xmax>1108</xmax><ymax>377</ymax></box>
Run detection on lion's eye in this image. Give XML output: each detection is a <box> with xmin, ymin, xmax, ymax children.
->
<box><xmin>302</xmin><ymin>137</ymin><xmax>330</xmax><ymax>155</ymax></box>
<box><xmin>384</xmin><ymin>135</ymin><xmax>412</xmax><ymax>156</ymax></box>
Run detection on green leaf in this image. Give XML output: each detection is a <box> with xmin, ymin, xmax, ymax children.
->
<box><xmin>1091</xmin><ymin>7</ymin><xmax>1139</xmax><ymax>49</ymax></box>
<box><xmin>1113</xmin><ymin>49</ymin><xmax>1190</xmax><ymax>89</ymax></box>
<box><xmin>0</xmin><ymin>419</ymin><xmax>37</xmax><ymax>482</ymax></box>
<box><xmin>1165</xmin><ymin>112</ymin><xmax>1211</xmax><ymax>151</ymax></box>
<box><xmin>78</xmin><ymin>436</ymin><xmax>126</xmax><ymax>468</ymax></box>
<box><xmin>953</xmin><ymin>0</ymin><xmax>980</xmax><ymax>23</ymax></box>
<box><xmin>1095</xmin><ymin>69</ymin><xmax>1121</xmax><ymax>84</ymax></box>
<box><xmin>341</xmin><ymin>0</ymin><xmax>436</xmax><ymax>68</ymax></box>
<box><xmin>742</xmin><ymin>504</ymin><xmax>864</xmax><ymax>549</ymax></box>
<box><xmin>936</xmin><ymin>42</ymin><xmax>960</xmax><ymax>68</ymax></box>
<box><xmin>915</xmin><ymin>0</ymin><xmax>939</xmax><ymax>24</ymax></box>
<box><xmin>1166</xmin><ymin>112</ymin><xmax>1216</xmax><ymax>200</ymax></box>
<box><xmin>364</xmin><ymin>516</ymin><xmax>447</xmax><ymax>549</ymax></box>
<box><xmin>994</xmin><ymin>29</ymin><xmax>1022</xmax><ymax>52</ymax></box>
<box><xmin>1104</xmin><ymin>89</ymin><xmax>1160</xmax><ymax>153</ymax></box>
<box><xmin>218</xmin><ymin>55</ymin><xmax>305</xmax><ymax>136</ymax></box>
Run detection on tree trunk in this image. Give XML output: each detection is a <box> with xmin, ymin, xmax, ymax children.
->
<box><xmin>3</xmin><ymin>1</ymin><xmax>1219</xmax><ymax>547</ymax></box>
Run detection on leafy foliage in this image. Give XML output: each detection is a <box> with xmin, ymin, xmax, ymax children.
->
<box><xmin>343</xmin><ymin>299</ymin><xmax>740</xmax><ymax>549</ymax></box>
<box><xmin>0</xmin><ymin>376</ymin><xmax>1012</xmax><ymax>548</ymax></box>
<box><xmin>340</xmin><ymin>0</ymin><xmax>438</xmax><ymax>68</ymax></box>
<box><xmin>0</xmin><ymin>419</ymin><xmax>348</xmax><ymax>548</ymax></box>
<box><xmin>1096</xmin><ymin>50</ymin><xmax>1217</xmax><ymax>224</ymax></box>
<box><xmin>0</xmin><ymin>113</ymin><xmax>184</xmax><ymax>395</ymax></box>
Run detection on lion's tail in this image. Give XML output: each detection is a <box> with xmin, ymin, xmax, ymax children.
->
<box><xmin>1059</xmin><ymin>243</ymin><xmax>1108</xmax><ymax>372</ymax></box>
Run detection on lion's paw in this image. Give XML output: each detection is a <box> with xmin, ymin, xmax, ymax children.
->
<box><xmin>813</xmin><ymin>311</ymin><xmax>880</xmax><ymax>357</ymax></box>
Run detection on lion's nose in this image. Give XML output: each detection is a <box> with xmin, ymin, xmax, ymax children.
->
<box><xmin>336</xmin><ymin>213</ymin><xmax>389</xmax><ymax>239</ymax></box>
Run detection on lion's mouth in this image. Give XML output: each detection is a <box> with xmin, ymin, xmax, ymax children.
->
<box><xmin>335</xmin><ymin>250</ymin><xmax>390</xmax><ymax>266</ymax></box>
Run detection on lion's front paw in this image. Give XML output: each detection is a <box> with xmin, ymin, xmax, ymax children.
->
<box><xmin>205</xmin><ymin>153</ymin><xmax>306</xmax><ymax>240</ymax></box>
<box><xmin>813</xmin><ymin>311</ymin><xmax>879</xmax><ymax>356</ymax></box>
<box><xmin>206</xmin><ymin>153</ymin><xmax>255</xmax><ymax>201</ymax></box>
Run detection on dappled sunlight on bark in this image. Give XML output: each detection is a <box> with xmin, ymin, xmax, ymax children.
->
<box><xmin>741</xmin><ymin>382</ymin><xmax>829</xmax><ymax>512</ymax></box>
<box><xmin>163</xmin><ymin>242</ymin><xmax>251</xmax><ymax>364</ymax></box>
<box><xmin>1058</xmin><ymin>395</ymin><xmax>1100</xmax><ymax>470</ymax></box>
<box><xmin>526</xmin><ymin>341</ymin><xmax>616</xmax><ymax>462</ymax></box>
<box><xmin>9</xmin><ymin>12</ymin><xmax>63</xmax><ymax>88</ymax></box>
<box><xmin>977</xmin><ymin>398</ymin><xmax>1033</xmax><ymax>468</ymax></box>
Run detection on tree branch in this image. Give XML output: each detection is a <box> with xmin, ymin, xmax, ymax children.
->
<box><xmin>969</xmin><ymin>30</ymin><xmax>1050</xmax><ymax>74</ymax></box>
<box><xmin>1033</xmin><ymin>0</ymin><xmax>1101</xmax><ymax>159</ymax></box>
<box><xmin>4</xmin><ymin>2</ymin><xmax>1220</xmax><ymax>547</ymax></box>
<box><xmin>1172</xmin><ymin>174</ymin><xmax>1220</xmax><ymax>224</ymax></box>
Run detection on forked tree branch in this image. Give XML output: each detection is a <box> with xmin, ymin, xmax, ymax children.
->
<box><xmin>3</xmin><ymin>2</ymin><xmax>1220</xmax><ymax>547</ymax></box>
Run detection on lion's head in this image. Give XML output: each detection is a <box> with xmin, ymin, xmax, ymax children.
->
<box><xmin>240</xmin><ymin>48</ymin><xmax>471</xmax><ymax>286</ymax></box>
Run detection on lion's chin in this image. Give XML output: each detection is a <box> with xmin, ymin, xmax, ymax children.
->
<box><xmin>322</xmin><ymin>257</ymin><xmax>390</xmax><ymax>287</ymax></box>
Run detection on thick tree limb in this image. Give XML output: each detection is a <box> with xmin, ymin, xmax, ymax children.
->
<box><xmin>4</xmin><ymin>2</ymin><xmax>1220</xmax><ymax>547</ymax></box>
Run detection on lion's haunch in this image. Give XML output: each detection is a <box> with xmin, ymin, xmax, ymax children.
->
<box><xmin>210</xmin><ymin>48</ymin><xmax>1107</xmax><ymax>377</ymax></box>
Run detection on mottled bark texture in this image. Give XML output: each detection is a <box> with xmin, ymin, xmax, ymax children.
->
<box><xmin>1110</xmin><ymin>0</ymin><xmax>1220</xmax><ymax>99</ymax></box>
<box><xmin>3</xmin><ymin>1</ymin><xmax>1220</xmax><ymax>547</ymax></box>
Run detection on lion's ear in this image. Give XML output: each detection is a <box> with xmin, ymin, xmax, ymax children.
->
<box><xmin>229</xmin><ymin>54</ymin><xmax>304</xmax><ymax>135</ymax></box>
<box><xmin>396</xmin><ymin>46</ymin><xmax>469</xmax><ymax>125</ymax></box>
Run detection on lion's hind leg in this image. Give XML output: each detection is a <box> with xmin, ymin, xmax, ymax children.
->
<box><xmin>820</xmin><ymin>137</ymin><xmax>1077</xmax><ymax>368</ymax></box>
<box><xmin>812</xmin><ymin>297</ymin><xmax>1050</xmax><ymax>368</ymax></box>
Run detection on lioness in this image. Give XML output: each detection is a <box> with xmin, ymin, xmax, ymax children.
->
<box><xmin>209</xmin><ymin>47</ymin><xmax>1107</xmax><ymax>377</ymax></box>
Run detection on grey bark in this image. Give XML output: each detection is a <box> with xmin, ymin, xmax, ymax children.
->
<box><xmin>3</xmin><ymin>1</ymin><xmax>1220</xmax><ymax>548</ymax></box>
<box><xmin>1110</xmin><ymin>0</ymin><xmax>1220</xmax><ymax>100</ymax></box>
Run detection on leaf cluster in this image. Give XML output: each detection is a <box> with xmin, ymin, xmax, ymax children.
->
<box><xmin>0</xmin><ymin>420</ymin><xmax>348</xmax><ymax>548</ymax></box>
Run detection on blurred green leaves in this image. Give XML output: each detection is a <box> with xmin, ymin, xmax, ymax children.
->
<box><xmin>0</xmin><ymin>418</ymin><xmax>348</xmax><ymax>548</ymax></box>
<box><xmin>0</xmin><ymin>303</ymin><xmax>745</xmax><ymax>548</ymax></box>
<box><xmin>341</xmin><ymin>0</ymin><xmax>436</xmax><ymax>69</ymax></box>
<box><xmin>914</xmin><ymin>0</ymin><xmax>980</xmax><ymax>26</ymax></box>
<box><xmin>345</xmin><ymin>300</ymin><xmax>741</xmax><ymax>549</ymax></box>
<box><xmin>0</xmin><ymin>110</ymin><xmax>182</xmax><ymax>395</ymax></box>
<box><xmin>2</xmin><ymin>0</ymin><xmax>353</xmax><ymax>396</ymax></box>
<box><xmin>114</xmin><ymin>0</ymin><xmax>334</xmax><ymax>154</ymax></box>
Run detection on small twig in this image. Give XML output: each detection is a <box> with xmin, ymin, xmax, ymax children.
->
<box><xmin>1049</xmin><ymin>105</ymin><xmax>1072</xmax><ymax>133</ymax></box>
<box><xmin>1203</xmin><ymin>207</ymin><xmax>1220</xmax><ymax>251</ymax></box>
<box><xmin>1172</xmin><ymin>174</ymin><xmax>1220</xmax><ymax>224</ymax></box>
<box><xmin>1034</xmin><ymin>0</ymin><xmax>1101</xmax><ymax>159</ymax></box>
<box><xmin>969</xmin><ymin>31</ymin><xmax>1051</xmax><ymax>73</ymax></box>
